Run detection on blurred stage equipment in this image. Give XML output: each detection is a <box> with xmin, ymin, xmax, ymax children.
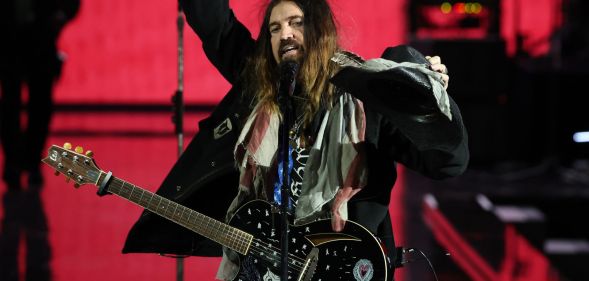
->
<box><xmin>409</xmin><ymin>0</ymin><xmax>500</xmax><ymax>40</ymax></box>
<box><xmin>408</xmin><ymin>0</ymin><xmax>588</xmax><ymax>168</ymax></box>
<box><xmin>422</xmin><ymin>192</ymin><xmax>589</xmax><ymax>281</ymax></box>
<box><xmin>409</xmin><ymin>0</ymin><xmax>508</xmax><ymax>167</ymax></box>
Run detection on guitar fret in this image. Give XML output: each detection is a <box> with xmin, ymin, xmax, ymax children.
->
<box><xmin>144</xmin><ymin>192</ymin><xmax>151</xmax><ymax>208</ymax></box>
<box><xmin>132</xmin><ymin>185</ymin><xmax>141</xmax><ymax>203</ymax></box>
<box><xmin>166</xmin><ymin>200</ymin><xmax>171</xmax><ymax>216</ymax></box>
<box><xmin>132</xmin><ymin>186</ymin><xmax>138</xmax><ymax>202</ymax></box>
<box><xmin>171</xmin><ymin>203</ymin><xmax>176</xmax><ymax>219</ymax></box>
<box><xmin>163</xmin><ymin>200</ymin><xmax>171</xmax><ymax>218</ymax></box>
<box><xmin>196</xmin><ymin>213</ymin><xmax>206</xmax><ymax>235</ymax></box>
<box><xmin>228</xmin><ymin>228</ymin><xmax>236</xmax><ymax>250</ymax></box>
<box><xmin>228</xmin><ymin>227</ymin><xmax>235</xmax><ymax>249</ymax></box>
<box><xmin>137</xmin><ymin>189</ymin><xmax>143</xmax><ymax>205</ymax></box>
<box><xmin>140</xmin><ymin>190</ymin><xmax>147</xmax><ymax>206</ymax></box>
<box><xmin>168</xmin><ymin>200</ymin><xmax>175</xmax><ymax>219</ymax></box>
<box><xmin>201</xmin><ymin>214</ymin><xmax>209</xmax><ymax>235</ymax></box>
<box><xmin>167</xmin><ymin>200</ymin><xmax>175</xmax><ymax>219</ymax></box>
<box><xmin>160</xmin><ymin>200</ymin><xmax>167</xmax><ymax>216</ymax></box>
<box><xmin>130</xmin><ymin>185</ymin><xmax>138</xmax><ymax>202</ymax></box>
<box><xmin>200</xmin><ymin>215</ymin><xmax>210</xmax><ymax>238</ymax></box>
<box><xmin>234</xmin><ymin>229</ymin><xmax>244</xmax><ymax>252</ymax></box>
<box><xmin>150</xmin><ymin>194</ymin><xmax>157</xmax><ymax>209</ymax></box>
<box><xmin>195</xmin><ymin>212</ymin><xmax>204</xmax><ymax>234</ymax></box>
<box><xmin>174</xmin><ymin>205</ymin><xmax>180</xmax><ymax>222</ymax></box>
<box><xmin>187</xmin><ymin>209</ymin><xmax>193</xmax><ymax>226</ymax></box>
<box><xmin>120</xmin><ymin>181</ymin><xmax>127</xmax><ymax>197</ymax></box>
<box><xmin>210</xmin><ymin>219</ymin><xmax>218</xmax><ymax>241</ymax></box>
<box><xmin>159</xmin><ymin>199</ymin><xmax>165</xmax><ymax>214</ymax></box>
<box><xmin>114</xmin><ymin>181</ymin><xmax>122</xmax><ymax>195</ymax></box>
<box><xmin>181</xmin><ymin>208</ymin><xmax>186</xmax><ymax>222</ymax></box>
<box><xmin>227</xmin><ymin>225</ymin><xmax>234</xmax><ymax>247</ymax></box>
<box><xmin>121</xmin><ymin>182</ymin><xmax>130</xmax><ymax>198</ymax></box>
<box><xmin>178</xmin><ymin>206</ymin><xmax>185</xmax><ymax>223</ymax></box>
<box><xmin>220</xmin><ymin>221</ymin><xmax>228</xmax><ymax>246</ymax></box>
<box><xmin>235</xmin><ymin>230</ymin><xmax>244</xmax><ymax>252</ymax></box>
<box><xmin>190</xmin><ymin>213</ymin><xmax>199</xmax><ymax>234</ymax></box>
<box><xmin>128</xmin><ymin>183</ymin><xmax>134</xmax><ymax>199</ymax></box>
<box><xmin>174</xmin><ymin>204</ymin><xmax>182</xmax><ymax>222</ymax></box>
<box><xmin>201</xmin><ymin>214</ymin><xmax>208</xmax><ymax>234</ymax></box>
<box><xmin>114</xmin><ymin>181</ymin><xmax>123</xmax><ymax>196</ymax></box>
<box><xmin>184</xmin><ymin>209</ymin><xmax>190</xmax><ymax>226</ymax></box>
<box><xmin>155</xmin><ymin>196</ymin><xmax>162</xmax><ymax>211</ymax></box>
<box><xmin>168</xmin><ymin>201</ymin><xmax>174</xmax><ymax>219</ymax></box>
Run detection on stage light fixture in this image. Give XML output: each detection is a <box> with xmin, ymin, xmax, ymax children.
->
<box><xmin>573</xmin><ymin>132</ymin><xmax>589</xmax><ymax>143</ymax></box>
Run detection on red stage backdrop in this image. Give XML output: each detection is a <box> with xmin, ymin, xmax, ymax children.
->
<box><xmin>54</xmin><ymin>0</ymin><xmax>408</xmax><ymax>104</ymax></box>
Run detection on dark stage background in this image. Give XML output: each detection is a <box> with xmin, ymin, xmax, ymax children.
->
<box><xmin>1</xmin><ymin>0</ymin><xmax>588</xmax><ymax>281</ymax></box>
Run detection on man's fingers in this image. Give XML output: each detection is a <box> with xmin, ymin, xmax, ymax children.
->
<box><xmin>427</xmin><ymin>55</ymin><xmax>441</xmax><ymax>65</ymax></box>
<box><xmin>440</xmin><ymin>73</ymin><xmax>449</xmax><ymax>90</ymax></box>
<box><xmin>331</xmin><ymin>212</ymin><xmax>346</xmax><ymax>232</ymax></box>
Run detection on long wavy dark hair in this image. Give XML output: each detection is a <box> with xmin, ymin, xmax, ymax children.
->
<box><xmin>242</xmin><ymin>0</ymin><xmax>341</xmax><ymax>125</ymax></box>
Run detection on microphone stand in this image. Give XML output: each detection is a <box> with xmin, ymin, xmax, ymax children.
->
<box><xmin>171</xmin><ymin>2</ymin><xmax>185</xmax><ymax>281</ymax></box>
<box><xmin>278</xmin><ymin>99</ymin><xmax>292</xmax><ymax>281</ymax></box>
<box><xmin>277</xmin><ymin>62</ymin><xmax>298</xmax><ymax>281</ymax></box>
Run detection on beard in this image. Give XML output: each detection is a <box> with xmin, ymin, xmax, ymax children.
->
<box><xmin>279</xmin><ymin>38</ymin><xmax>305</xmax><ymax>64</ymax></box>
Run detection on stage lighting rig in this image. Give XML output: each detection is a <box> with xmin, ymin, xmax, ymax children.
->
<box><xmin>409</xmin><ymin>0</ymin><xmax>500</xmax><ymax>40</ymax></box>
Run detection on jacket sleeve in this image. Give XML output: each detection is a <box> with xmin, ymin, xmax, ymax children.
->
<box><xmin>180</xmin><ymin>0</ymin><xmax>255</xmax><ymax>83</ymax></box>
<box><xmin>380</xmin><ymin>98</ymin><xmax>469</xmax><ymax>179</ymax></box>
<box><xmin>331</xmin><ymin>45</ymin><xmax>469</xmax><ymax>179</ymax></box>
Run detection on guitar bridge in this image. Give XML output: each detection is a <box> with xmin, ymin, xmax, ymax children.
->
<box><xmin>297</xmin><ymin>247</ymin><xmax>319</xmax><ymax>281</ymax></box>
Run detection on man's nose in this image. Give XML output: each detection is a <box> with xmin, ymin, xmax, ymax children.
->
<box><xmin>280</xmin><ymin>26</ymin><xmax>294</xmax><ymax>40</ymax></box>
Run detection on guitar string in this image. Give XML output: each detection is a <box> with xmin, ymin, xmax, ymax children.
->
<box><xmin>249</xmin><ymin>237</ymin><xmax>307</xmax><ymax>265</ymax></box>
<box><xmin>249</xmin><ymin>238</ymin><xmax>306</xmax><ymax>265</ymax></box>
<box><xmin>109</xmin><ymin>181</ymin><xmax>308</xmax><ymax>270</ymax></box>
<box><xmin>246</xmin><ymin>246</ymin><xmax>305</xmax><ymax>272</ymax></box>
<box><xmin>247</xmin><ymin>249</ymin><xmax>304</xmax><ymax>273</ymax></box>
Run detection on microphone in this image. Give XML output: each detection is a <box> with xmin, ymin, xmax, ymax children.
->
<box><xmin>278</xmin><ymin>60</ymin><xmax>299</xmax><ymax>99</ymax></box>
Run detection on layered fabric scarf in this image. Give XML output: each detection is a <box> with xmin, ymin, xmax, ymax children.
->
<box><xmin>230</xmin><ymin>92</ymin><xmax>368</xmax><ymax>229</ymax></box>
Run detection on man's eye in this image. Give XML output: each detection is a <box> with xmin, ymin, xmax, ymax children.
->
<box><xmin>291</xmin><ymin>20</ymin><xmax>303</xmax><ymax>27</ymax></box>
<box><xmin>270</xmin><ymin>27</ymin><xmax>280</xmax><ymax>34</ymax></box>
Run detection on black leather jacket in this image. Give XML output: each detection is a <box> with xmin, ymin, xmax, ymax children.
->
<box><xmin>123</xmin><ymin>0</ymin><xmax>469</xmax><ymax>267</ymax></box>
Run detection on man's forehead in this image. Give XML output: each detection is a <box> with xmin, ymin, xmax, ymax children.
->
<box><xmin>269</xmin><ymin>2</ymin><xmax>304</xmax><ymax>24</ymax></box>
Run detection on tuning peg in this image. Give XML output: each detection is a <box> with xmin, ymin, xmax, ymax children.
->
<box><xmin>75</xmin><ymin>146</ymin><xmax>83</xmax><ymax>154</ymax></box>
<box><xmin>54</xmin><ymin>170</ymin><xmax>60</xmax><ymax>176</ymax></box>
<box><xmin>85</xmin><ymin>150</ymin><xmax>94</xmax><ymax>158</ymax></box>
<box><xmin>74</xmin><ymin>183</ymin><xmax>80</xmax><ymax>188</ymax></box>
<box><xmin>64</xmin><ymin>142</ymin><xmax>72</xmax><ymax>150</ymax></box>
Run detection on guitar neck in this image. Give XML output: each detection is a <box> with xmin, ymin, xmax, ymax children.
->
<box><xmin>100</xmin><ymin>173</ymin><xmax>252</xmax><ymax>255</ymax></box>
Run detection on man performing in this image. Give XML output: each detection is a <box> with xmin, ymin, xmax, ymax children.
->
<box><xmin>123</xmin><ymin>0</ymin><xmax>469</xmax><ymax>280</ymax></box>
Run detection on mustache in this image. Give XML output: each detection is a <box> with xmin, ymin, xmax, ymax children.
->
<box><xmin>279</xmin><ymin>38</ymin><xmax>303</xmax><ymax>53</ymax></box>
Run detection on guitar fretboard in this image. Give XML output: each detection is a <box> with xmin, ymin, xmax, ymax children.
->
<box><xmin>101</xmin><ymin>173</ymin><xmax>252</xmax><ymax>255</ymax></box>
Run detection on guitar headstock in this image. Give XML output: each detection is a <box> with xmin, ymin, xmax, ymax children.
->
<box><xmin>42</xmin><ymin>143</ymin><xmax>102</xmax><ymax>188</ymax></box>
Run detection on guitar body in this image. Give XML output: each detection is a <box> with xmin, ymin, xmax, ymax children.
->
<box><xmin>228</xmin><ymin>200</ymin><xmax>392</xmax><ymax>281</ymax></box>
